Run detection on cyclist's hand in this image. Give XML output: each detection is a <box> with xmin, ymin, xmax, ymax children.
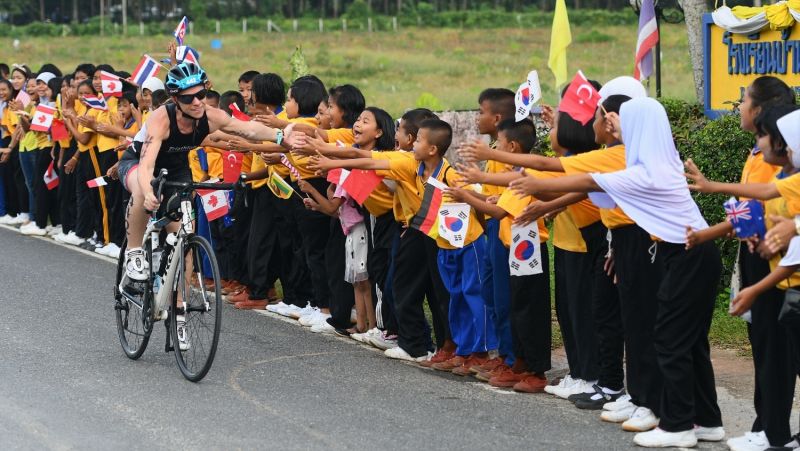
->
<box><xmin>144</xmin><ymin>191</ymin><xmax>161</xmax><ymax>212</ymax></box>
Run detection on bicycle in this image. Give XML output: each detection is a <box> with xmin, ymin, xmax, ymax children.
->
<box><xmin>114</xmin><ymin>168</ymin><xmax>245</xmax><ymax>382</ymax></box>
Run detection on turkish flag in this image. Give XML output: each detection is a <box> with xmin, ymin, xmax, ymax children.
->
<box><xmin>559</xmin><ymin>70</ymin><xmax>602</xmax><ymax>126</ymax></box>
<box><xmin>50</xmin><ymin>118</ymin><xmax>69</xmax><ymax>141</ymax></box>
<box><xmin>229</xmin><ymin>103</ymin><xmax>251</xmax><ymax>122</ymax></box>
<box><xmin>222</xmin><ymin>151</ymin><xmax>244</xmax><ymax>183</ymax></box>
<box><xmin>198</xmin><ymin>189</ymin><xmax>230</xmax><ymax>221</ymax></box>
<box><xmin>341</xmin><ymin>169</ymin><xmax>384</xmax><ymax>205</ymax></box>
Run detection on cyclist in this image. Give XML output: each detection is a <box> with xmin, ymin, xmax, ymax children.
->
<box><xmin>117</xmin><ymin>62</ymin><xmax>304</xmax><ymax>349</ymax></box>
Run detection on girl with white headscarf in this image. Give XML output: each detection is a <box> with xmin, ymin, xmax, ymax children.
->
<box><xmin>509</xmin><ymin>97</ymin><xmax>723</xmax><ymax>448</ymax></box>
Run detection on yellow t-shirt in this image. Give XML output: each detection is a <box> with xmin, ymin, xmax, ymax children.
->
<box><xmin>380</xmin><ymin>155</ymin><xmax>483</xmax><ymax>249</ymax></box>
<box><xmin>559</xmin><ymin>145</ymin><xmax>634</xmax><ymax>229</ymax></box>
<box><xmin>362</xmin><ymin>151</ymin><xmax>395</xmax><ymax>217</ymax></box>
<box><xmin>249</xmin><ymin>147</ymin><xmax>276</xmax><ymax>189</ymax></box>
<box><xmin>30</xmin><ymin>105</ymin><xmax>51</xmax><ymax>149</ymax></box>
<box><xmin>483</xmin><ymin>159</ymin><xmax>513</xmax><ymax>198</ymax></box>
<box><xmin>327</xmin><ymin>128</ymin><xmax>356</xmax><ymax>146</ymax></box>
<box><xmin>767</xmin><ymin>173</ymin><xmax>800</xmax><ymax>289</ymax></box>
<box><xmin>496</xmin><ymin>187</ymin><xmax>550</xmax><ymax>247</ymax></box>
<box><xmin>774</xmin><ymin>172</ymin><xmax>800</xmax><ymax>216</ymax></box>
<box><xmin>76</xmin><ymin>109</ymin><xmax>98</xmax><ymax>152</ymax></box>
<box><xmin>207</xmin><ymin>148</ymin><xmax>224</xmax><ymax>179</ymax></box>
<box><xmin>285</xmin><ymin>117</ymin><xmax>320</xmax><ymax>180</ymax></box>
<box><xmin>374</xmin><ymin>151</ymin><xmax>417</xmax><ymax>224</ymax></box>
<box><xmin>1</xmin><ymin>106</ymin><xmax>19</xmax><ymax>136</ymax></box>
<box><xmin>96</xmin><ymin>112</ymin><xmax>119</xmax><ymax>152</ymax></box>
<box><xmin>276</xmin><ymin>109</ymin><xmax>288</xmax><ymax>121</ymax></box>
<box><xmin>188</xmin><ymin>147</ymin><xmax>207</xmax><ymax>182</ymax></box>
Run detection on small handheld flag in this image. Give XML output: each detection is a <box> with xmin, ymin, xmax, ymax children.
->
<box><xmin>340</xmin><ymin>169</ymin><xmax>384</xmax><ymax>205</ymax></box>
<box><xmin>87</xmin><ymin>176</ymin><xmax>109</xmax><ymax>188</ymax></box>
<box><xmin>173</xmin><ymin>16</ymin><xmax>189</xmax><ymax>45</ymax></box>
<box><xmin>724</xmin><ymin>197</ymin><xmax>766</xmax><ymax>239</ymax></box>
<box><xmin>198</xmin><ymin>189</ymin><xmax>230</xmax><ymax>221</ymax></box>
<box><xmin>437</xmin><ymin>203</ymin><xmax>471</xmax><ymax>248</ymax></box>
<box><xmin>30</xmin><ymin>104</ymin><xmax>56</xmax><ymax>132</ymax></box>
<box><xmin>515</xmin><ymin>82</ymin><xmax>533</xmax><ymax>122</ymax></box>
<box><xmin>15</xmin><ymin>90</ymin><xmax>31</xmax><ymax>108</ymax></box>
<box><xmin>559</xmin><ymin>70</ymin><xmax>601</xmax><ymax>125</ymax></box>
<box><xmin>130</xmin><ymin>55</ymin><xmax>162</xmax><ymax>87</ymax></box>
<box><xmin>223</xmin><ymin>151</ymin><xmax>244</xmax><ymax>183</ymax></box>
<box><xmin>548</xmin><ymin>0</ymin><xmax>572</xmax><ymax>89</ymax></box>
<box><xmin>410</xmin><ymin>177</ymin><xmax>447</xmax><ymax>239</ymax></box>
<box><xmin>280</xmin><ymin>154</ymin><xmax>302</xmax><ymax>180</ymax></box>
<box><xmin>509</xmin><ymin>222</ymin><xmax>543</xmax><ymax>276</ymax></box>
<box><xmin>229</xmin><ymin>103</ymin><xmax>251</xmax><ymax>121</ymax></box>
<box><xmin>50</xmin><ymin>118</ymin><xmax>69</xmax><ymax>141</ymax></box>
<box><xmin>100</xmin><ymin>71</ymin><xmax>122</xmax><ymax>98</ymax></box>
<box><xmin>268</xmin><ymin>172</ymin><xmax>295</xmax><ymax>200</ymax></box>
<box><xmin>43</xmin><ymin>160</ymin><xmax>59</xmax><ymax>190</ymax></box>
<box><xmin>81</xmin><ymin>95</ymin><xmax>108</xmax><ymax>111</ymax></box>
<box><xmin>177</xmin><ymin>46</ymin><xmax>200</xmax><ymax>65</ymax></box>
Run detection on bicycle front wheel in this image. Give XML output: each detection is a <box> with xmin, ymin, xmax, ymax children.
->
<box><xmin>170</xmin><ymin>234</ymin><xmax>222</xmax><ymax>382</ymax></box>
<box><xmin>114</xmin><ymin>239</ymin><xmax>152</xmax><ymax>360</ymax></box>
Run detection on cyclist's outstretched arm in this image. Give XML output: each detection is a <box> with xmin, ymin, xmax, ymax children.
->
<box><xmin>208</xmin><ymin>108</ymin><xmax>286</xmax><ymax>146</ymax></box>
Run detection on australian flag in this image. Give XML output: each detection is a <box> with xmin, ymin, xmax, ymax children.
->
<box><xmin>724</xmin><ymin>197</ymin><xmax>766</xmax><ymax>239</ymax></box>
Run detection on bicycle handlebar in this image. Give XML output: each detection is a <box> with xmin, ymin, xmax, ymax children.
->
<box><xmin>145</xmin><ymin>169</ymin><xmax>246</xmax><ymax>216</ymax></box>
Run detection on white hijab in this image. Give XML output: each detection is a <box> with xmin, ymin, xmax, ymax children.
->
<box><xmin>777</xmin><ymin>109</ymin><xmax>800</xmax><ymax>168</ymax></box>
<box><xmin>591</xmin><ymin>97</ymin><xmax>708</xmax><ymax>243</ymax></box>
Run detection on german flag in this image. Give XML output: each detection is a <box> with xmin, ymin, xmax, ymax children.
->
<box><xmin>410</xmin><ymin>176</ymin><xmax>447</xmax><ymax>239</ymax></box>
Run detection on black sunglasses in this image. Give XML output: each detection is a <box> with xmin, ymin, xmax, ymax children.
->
<box><xmin>176</xmin><ymin>89</ymin><xmax>207</xmax><ymax>104</ymax></box>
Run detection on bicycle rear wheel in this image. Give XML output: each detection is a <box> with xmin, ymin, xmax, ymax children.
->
<box><xmin>170</xmin><ymin>234</ymin><xmax>222</xmax><ymax>382</ymax></box>
<box><xmin>115</xmin><ymin>239</ymin><xmax>152</xmax><ymax>360</ymax></box>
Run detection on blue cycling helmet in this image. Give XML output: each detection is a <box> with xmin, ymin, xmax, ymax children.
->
<box><xmin>165</xmin><ymin>62</ymin><xmax>207</xmax><ymax>95</ymax></box>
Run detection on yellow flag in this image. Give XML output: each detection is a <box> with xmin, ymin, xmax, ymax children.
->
<box><xmin>548</xmin><ymin>0</ymin><xmax>572</xmax><ymax>89</ymax></box>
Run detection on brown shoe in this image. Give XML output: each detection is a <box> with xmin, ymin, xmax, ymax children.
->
<box><xmin>470</xmin><ymin>356</ymin><xmax>505</xmax><ymax>374</ymax></box>
<box><xmin>225</xmin><ymin>289</ymin><xmax>250</xmax><ymax>304</ymax></box>
<box><xmin>419</xmin><ymin>348</ymin><xmax>455</xmax><ymax>368</ymax></box>
<box><xmin>431</xmin><ymin>355</ymin><xmax>466</xmax><ymax>372</ymax></box>
<box><xmin>475</xmin><ymin>363</ymin><xmax>510</xmax><ymax>382</ymax></box>
<box><xmin>234</xmin><ymin>299</ymin><xmax>269</xmax><ymax>310</ymax></box>
<box><xmin>453</xmin><ymin>355</ymin><xmax>491</xmax><ymax>376</ymax></box>
<box><xmin>489</xmin><ymin>367</ymin><xmax>529</xmax><ymax>388</ymax></box>
<box><xmin>513</xmin><ymin>373</ymin><xmax>548</xmax><ymax>393</ymax></box>
<box><xmin>267</xmin><ymin>287</ymin><xmax>279</xmax><ymax>301</ymax></box>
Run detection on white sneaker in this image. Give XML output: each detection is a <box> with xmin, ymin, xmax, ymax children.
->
<box><xmin>785</xmin><ymin>434</ymin><xmax>799</xmax><ymax>448</ymax></box>
<box><xmin>21</xmin><ymin>223</ymin><xmax>47</xmax><ymax>236</ymax></box>
<box><xmin>552</xmin><ymin>378</ymin><xmax>588</xmax><ymax>399</ymax></box>
<box><xmin>367</xmin><ymin>329</ymin><xmax>398</xmax><ymax>350</ymax></box>
<box><xmin>310</xmin><ymin>320</ymin><xmax>336</xmax><ymax>334</ymax></box>
<box><xmin>53</xmin><ymin>232</ymin><xmax>67</xmax><ymax>243</ymax></box>
<box><xmin>9</xmin><ymin>213</ymin><xmax>28</xmax><ymax>225</ymax></box>
<box><xmin>267</xmin><ymin>301</ymin><xmax>291</xmax><ymax>314</ymax></box>
<box><xmin>312</xmin><ymin>312</ymin><xmax>331</xmax><ymax>327</ymax></box>
<box><xmin>634</xmin><ymin>428</ymin><xmax>697</xmax><ymax>448</ymax></box>
<box><xmin>601</xmin><ymin>404</ymin><xmax>637</xmax><ymax>423</ymax></box>
<box><xmin>351</xmin><ymin>331</ymin><xmax>369</xmax><ymax>343</ymax></box>
<box><xmin>622</xmin><ymin>407</ymin><xmax>659</xmax><ymax>432</ymax></box>
<box><xmin>694</xmin><ymin>425</ymin><xmax>725</xmax><ymax>442</ymax></box>
<box><xmin>604</xmin><ymin>393</ymin><xmax>632</xmax><ymax>411</ymax></box>
<box><xmin>47</xmin><ymin>225</ymin><xmax>62</xmax><ymax>237</ymax></box>
<box><xmin>278</xmin><ymin>304</ymin><xmax>303</xmax><ymax>317</ymax></box>
<box><xmin>384</xmin><ymin>346</ymin><xmax>432</xmax><ymax>362</ymax></box>
<box><xmin>298</xmin><ymin>307</ymin><xmax>321</xmax><ymax>326</ymax></box>
<box><xmin>18</xmin><ymin>222</ymin><xmax>33</xmax><ymax>233</ymax></box>
<box><xmin>62</xmin><ymin>231</ymin><xmax>85</xmax><ymax>246</ymax></box>
<box><xmin>0</xmin><ymin>214</ymin><xmax>15</xmax><ymax>224</ymax></box>
<box><xmin>726</xmin><ymin>431</ymin><xmax>770</xmax><ymax>451</ymax></box>
<box><xmin>545</xmin><ymin>374</ymin><xmax>576</xmax><ymax>396</ymax></box>
<box><xmin>104</xmin><ymin>243</ymin><xmax>121</xmax><ymax>259</ymax></box>
<box><xmin>292</xmin><ymin>305</ymin><xmax>316</xmax><ymax>320</ymax></box>
<box><xmin>124</xmin><ymin>248</ymin><xmax>149</xmax><ymax>281</ymax></box>
<box><xmin>176</xmin><ymin>313</ymin><xmax>190</xmax><ymax>351</ymax></box>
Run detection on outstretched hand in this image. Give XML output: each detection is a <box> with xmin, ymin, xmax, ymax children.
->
<box><xmin>458</xmin><ymin>139</ymin><xmax>492</xmax><ymax>163</ymax></box>
<box><xmin>684</xmin><ymin>159</ymin><xmax>712</xmax><ymax>193</ymax></box>
<box><xmin>509</xmin><ymin>173</ymin><xmax>539</xmax><ymax>197</ymax></box>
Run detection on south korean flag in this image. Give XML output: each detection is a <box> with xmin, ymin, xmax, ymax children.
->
<box><xmin>437</xmin><ymin>203</ymin><xmax>471</xmax><ymax>248</ymax></box>
<box><xmin>509</xmin><ymin>221</ymin><xmax>543</xmax><ymax>276</ymax></box>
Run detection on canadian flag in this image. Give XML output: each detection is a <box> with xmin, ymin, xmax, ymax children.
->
<box><xmin>30</xmin><ymin>104</ymin><xmax>56</xmax><ymax>132</ymax></box>
<box><xmin>198</xmin><ymin>189</ymin><xmax>229</xmax><ymax>221</ymax></box>
<box><xmin>100</xmin><ymin>71</ymin><xmax>122</xmax><ymax>98</ymax></box>
<box><xmin>87</xmin><ymin>176</ymin><xmax>108</xmax><ymax>188</ymax></box>
<box><xmin>43</xmin><ymin>160</ymin><xmax>59</xmax><ymax>190</ymax></box>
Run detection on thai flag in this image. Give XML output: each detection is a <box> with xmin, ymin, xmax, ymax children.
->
<box><xmin>177</xmin><ymin>46</ymin><xmax>200</xmax><ymax>65</ymax></box>
<box><xmin>173</xmin><ymin>16</ymin><xmax>189</xmax><ymax>45</ymax></box>
<box><xmin>100</xmin><ymin>71</ymin><xmax>122</xmax><ymax>98</ymax></box>
<box><xmin>15</xmin><ymin>90</ymin><xmax>31</xmax><ymax>108</ymax></box>
<box><xmin>82</xmin><ymin>95</ymin><xmax>108</xmax><ymax>111</ymax></box>
<box><xmin>29</xmin><ymin>104</ymin><xmax>56</xmax><ymax>132</ymax></box>
<box><xmin>633</xmin><ymin>0</ymin><xmax>659</xmax><ymax>81</ymax></box>
<box><xmin>130</xmin><ymin>55</ymin><xmax>161</xmax><ymax>87</ymax></box>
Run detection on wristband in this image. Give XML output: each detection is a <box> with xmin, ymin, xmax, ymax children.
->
<box><xmin>794</xmin><ymin>216</ymin><xmax>800</xmax><ymax>236</ymax></box>
<box><xmin>276</xmin><ymin>130</ymin><xmax>284</xmax><ymax>147</ymax></box>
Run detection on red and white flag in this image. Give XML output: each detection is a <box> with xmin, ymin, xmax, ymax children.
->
<box><xmin>229</xmin><ymin>103</ymin><xmax>250</xmax><ymax>121</ymax></box>
<box><xmin>558</xmin><ymin>70</ymin><xmax>601</xmax><ymax>125</ymax></box>
<box><xmin>15</xmin><ymin>90</ymin><xmax>31</xmax><ymax>108</ymax></box>
<box><xmin>86</xmin><ymin>176</ymin><xmax>108</xmax><ymax>188</ymax></box>
<box><xmin>100</xmin><ymin>71</ymin><xmax>122</xmax><ymax>97</ymax></box>
<box><xmin>30</xmin><ymin>104</ymin><xmax>56</xmax><ymax>132</ymax></box>
<box><xmin>81</xmin><ymin>95</ymin><xmax>108</xmax><ymax>111</ymax></box>
<box><xmin>223</xmin><ymin>151</ymin><xmax>244</xmax><ymax>183</ymax></box>
<box><xmin>130</xmin><ymin>55</ymin><xmax>161</xmax><ymax>87</ymax></box>
<box><xmin>43</xmin><ymin>160</ymin><xmax>59</xmax><ymax>190</ymax></box>
<box><xmin>198</xmin><ymin>189</ymin><xmax>229</xmax><ymax>221</ymax></box>
<box><xmin>173</xmin><ymin>16</ymin><xmax>189</xmax><ymax>45</ymax></box>
<box><xmin>50</xmin><ymin>118</ymin><xmax>69</xmax><ymax>141</ymax></box>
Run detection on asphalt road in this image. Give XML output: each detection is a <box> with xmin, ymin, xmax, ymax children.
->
<box><xmin>0</xmin><ymin>226</ymin><xmax>728</xmax><ymax>450</ymax></box>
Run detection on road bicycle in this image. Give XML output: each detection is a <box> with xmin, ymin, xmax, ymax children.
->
<box><xmin>114</xmin><ymin>169</ymin><xmax>243</xmax><ymax>382</ymax></box>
